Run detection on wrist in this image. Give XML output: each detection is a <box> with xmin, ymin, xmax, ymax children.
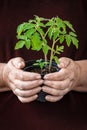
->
<box><xmin>0</xmin><ymin>63</ymin><xmax>7</xmax><ymax>86</ymax></box>
<box><xmin>75</xmin><ymin>61</ymin><xmax>81</xmax><ymax>86</ymax></box>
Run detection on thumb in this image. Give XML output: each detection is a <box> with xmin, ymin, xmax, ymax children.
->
<box><xmin>58</xmin><ymin>57</ymin><xmax>70</xmax><ymax>68</ymax></box>
<box><xmin>11</xmin><ymin>57</ymin><xmax>25</xmax><ymax>69</ymax></box>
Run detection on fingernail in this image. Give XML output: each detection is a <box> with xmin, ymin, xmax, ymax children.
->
<box><xmin>36</xmin><ymin>75</ymin><xmax>41</xmax><ymax>79</ymax></box>
<box><xmin>44</xmin><ymin>75</ymin><xmax>48</xmax><ymax>79</ymax></box>
<box><xmin>39</xmin><ymin>80</ymin><xmax>43</xmax><ymax>84</ymax></box>
<box><xmin>17</xmin><ymin>63</ymin><xmax>22</xmax><ymax>68</ymax></box>
<box><xmin>59</xmin><ymin>63</ymin><xmax>65</xmax><ymax>68</ymax></box>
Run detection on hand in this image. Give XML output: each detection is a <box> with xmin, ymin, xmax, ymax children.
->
<box><xmin>2</xmin><ymin>57</ymin><xmax>43</xmax><ymax>103</ymax></box>
<box><xmin>42</xmin><ymin>57</ymin><xmax>80</xmax><ymax>102</ymax></box>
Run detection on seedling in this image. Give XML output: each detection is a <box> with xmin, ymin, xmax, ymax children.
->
<box><xmin>15</xmin><ymin>15</ymin><xmax>79</xmax><ymax>71</ymax></box>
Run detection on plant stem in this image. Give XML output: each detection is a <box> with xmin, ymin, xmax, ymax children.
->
<box><xmin>49</xmin><ymin>40</ymin><xmax>55</xmax><ymax>70</ymax></box>
<box><xmin>45</xmin><ymin>54</ymin><xmax>47</xmax><ymax>62</ymax></box>
<box><xmin>49</xmin><ymin>38</ymin><xmax>60</xmax><ymax>71</ymax></box>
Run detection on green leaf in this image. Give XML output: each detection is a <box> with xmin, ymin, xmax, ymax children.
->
<box><xmin>45</xmin><ymin>20</ymin><xmax>54</xmax><ymax>26</ymax></box>
<box><xmin>53</xmin><ymin>56</ymin><xmax>59</xmax><ymax>64</ymax></box>
<box><xmin>31</xmin><ymin>32</ymin><xmax>42</xmax><ymax>51</ymax></box>
<box><xmin>64</xmin><ymin>21</ymin><xmax>75</xmax><ymax>32</ymax></box>
<box><xmin>69</xmin><ymin>32</ymin><xmax>77</xmax><ymax>37</ymax></box>
<box><xmin>17</xmin><ymin>23</ymin><xmax>25</xmax><ymax>35</ymax></box>
<box><xmin>59</xmin><ymin>35</ymin><xmax>65</xmax><ymax>44</ymax></box>
<box><xmin>24</xmin><ymin>28</ymin><xmax>35</xmax><ymax>38</ymax></box>
<box><xmin>23</xmin><ymin>23</ymin><xmax>35</xmax><ymax>31</ymax></box>
<box><xmin>65</xmin><ymin>35</ymin><xmax>72</xmax><ymax>47</ymax></box>
<box><xmin>42</xmin><ymin>44</ymin><xmax>49</xmax><ymax>55</ymax></box>
<box><xmin>33</xmin><ymin>59</ymin><xmax>46</xmax><ymax>70</ymax></box>
<box><xmin>15</xmin><ymin>40</ymin><xmax>25</xmax><ymax>49</ymax></box>
<box><xmin>39</xmin><ymin>22</ymin><xmax>45</xmax><ymax>27</ymax></box>
<box><xmin>17</xmin><ymin>22</ymin><xmax>35</xmax><ymax>36</ymax></box>
<box><xmin>16</xmin><ymin>35</ymin><xmax>27</xmax><ymax>40</ymax></box>
<box><xmin>35</xmin><ymin>15</ymin><xmax>45</xmax><ymax>22</ymax></box>
<box><xmin>55</xmin><ymin>17</ymin><xmax>66</xmax><ymax>34</ymax></box>
<box><xmin>58</xmin><ymin>25</ymin><xmax>66</xmax><ymax>34</ymax></box>
<box><xmin>53</xmin><ymin>30</ymin><xmax>59</xmax><ymax>40</ymax></box>
<box><xmin>52</xmin><ymin>27</ymin><xmax>60</xmax><ymax>40</ymax></box>
<box><xmin>25</xmin><ymin>39</ymin><xmax>31</xmax><ymax>49</ymax></box>
<box><xmin>71</xmin><ymin>36</ymin><xmax>79</xmax><ymax>49</ymax></box>
<box><xmin>48</xmin><ymin>27</ymin><xmax>53</xmax><ymax>39</ymax></box>
<box><xmin>37</xmin><ymin>27</ymin><xmax>45</xmax><ymax>36</ymax></box>
<box><xmin>56</xmin><ymin>45</ymin><xmax>64</xmax><ymax>54</ymax></box>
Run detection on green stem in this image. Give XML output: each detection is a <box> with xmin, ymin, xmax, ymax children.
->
<box><xmin>44</xmin><ymin>54</ymin><xmax>47</xmax><ymax>62</ymax></box>
<box><xmin>49</xmin><ymin>40</ymin><xmax>55</xmax><ymax>70</ymax></box>
<box><xmin>49</xmin><ymin>38</ymin><xmax>60</xmax><ymax>71</ymax></box>
<box><xmin>36</xmin><ymin>28</ymin><xmax>49</xmax><ymax>62</ymax></box>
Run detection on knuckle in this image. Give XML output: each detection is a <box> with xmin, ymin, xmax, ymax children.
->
<box><xmin>18</xmin><ymin>96</ymin><xmax>26</xmax><ymax>103</ymax></box>
<box><xmin>19</xmin><ymin>86</ymin><xmax>24</xmax><ymax>90</ymax></box>
<box><xmin>19</xmin><ymin>73</ymin><xmax>24</xmax><ymax>80</ymax></box>
<box><xmin>18</xmin><ymin>95</ymin><xmax>37</xmax><ymax>103</ymax></box>
<box><xmin>51</xmin><ymin>82</ymin><xmax>57</xmax><ymax>88</ymax></box>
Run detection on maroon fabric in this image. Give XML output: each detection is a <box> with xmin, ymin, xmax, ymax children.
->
<box><xmin>0</xmin><ymin>0</ymin><xmax>87</xmax><ymax>130</ymax></box>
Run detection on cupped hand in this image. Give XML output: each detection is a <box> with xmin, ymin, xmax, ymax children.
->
<box><xmin>42</xmin><ymin>57</ymin><xmax>80</xmax><ymax>102</ymax></box>
<box><xmin>2</xmin><ymin>57</ymin><xmax>43</xmax><ymax>103</ymax></box>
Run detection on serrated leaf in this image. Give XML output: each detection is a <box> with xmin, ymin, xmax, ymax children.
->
<box><xmin>53</xmin><ymin>56</ymin><xmax>59</xmax><ymax>64</ymax></box>
<box><xmin>24</xmin><ymin>28</ymin><xmax>35</xmax><ymax>38</ymax></box>
<box><xmin>55</xmin><ymin>17</ymin><xmax>62</xmax><ymax>23</ymax></box>
<box><xmin>42</xmin><ymin>44</ymin><xmax>49</xmax><ymax>55</ymax></box>
<box><xmin>71</xmin><ymin>36</ymin><xmax>79</xmax><ymax>49</ymax></box>
<box><xmin>55</xmin><ymin>17</ymin><xmax>66</xmax><ymax>34</ymax></box>
<box><xmin>17</xmin><ymin>23</ymin><xmax>25</xmax><ymax>35</ymax></box>
<box><xmin>65</xmin><ymin>35</ymin><xmax>72</xmax><ymax>47</ymax></box>
<box><xmin>16</xmin><ymin>35</ymin><xmax>27</xmax><ymax>40</ymax></box>
<box><xmin>37</xmin><ymin>27</ymin><xmax>45</xmax><ymax>36</ymax></box>
<box><xmin>15</xmin><ymin>40</ymin><xmax>25</xmax><ymax>49</ymax></box>
<box><xmin>56</xmin><ymin>45</ymin><xmax>64</xmax><ymax>54</ymax></box>
<box><xmin>59</xmin><ymin>35</ymin><xmax>65</xmax><ymax>44</ymax></box>
<box><xmin>64</xmin><ymin>21</ymin><xmax>75</xmax><ymax>32</ymax></box>
<box><xmin>25</xmin><ymin>39</ymin><xmax>31</xmax><ymax>49</ymax></box>
<box><xmin>48</xmin><ymin>27</ymin><xmax>53</xmax><ymax>39</ymax></box>
<box><xmin>36</xmin><ymin>59</ymin><xmax>43</xmax><ymax>63</ymax></box>
<box><xmin>31</xmin><ymin>32</ymin><xmax>42</xmax><ymax>51</ymax></box>
<box><xmin>53</xmin><ymin>30</ymin><xmax>59</xmax><ymax>40</ymax></box>
<box><xmin>43</xmin><ymin>39</ymin><xmax>47</xmax><ymax>44</ymax></box>
<box><xmin>69</xmin><ymin>32</ymin><xmax>77</xmax><ymax>37</ymax></box>
<box><xmin>58</xmin><ymin>46</ymin><xmax>64</xmax><ymax>52</ymax></box>
<box><xmin>39</xmin><ymin>22</ymin><xmax>45</xmax><ymax>27</ymax></box>
<box><xmin>35</xmin><ymin>15</ymin><xmax>45</xmax><ymax>21</ymax></box>
<box><xmin>28</xmin><ymin>19</ymin><xmax>35</xmax><ymax>23</ymax></box>
<box><xmin>58</xmin><ymin>25</ymin><xmax>66</xmax><ymax>34</ymax></box>
<box><xmin>45</xmin><ymin>20</ymin><xmax>54</xmax><ymax>26</ymax></box>
<box><xmin>23</xmin><ymin>23</ymin><xmax>35</xmax><ymax>31</ymax></box>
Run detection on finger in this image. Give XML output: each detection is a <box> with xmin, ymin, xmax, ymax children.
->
<box><xmin>45</xmin><ymin>95</ymin><xmax>63</xmax><ymax>102</ymax></box>
<box><xmin>43</xmin><ymin>79</ymin><xmax>71</xmax><ymax>90</ymax></box>
<box><xmin>14</xmin><ymin>87</ymin><xmax>41</xmax><ymax>97</ymax></box>
<box><xmin>44</xmin><ymin>70</ymin><xmax>66</xmax><ymax>81</ymax></box>
<box><xmin>42</xmin><ymin>86</ymin><xmax>69</xmax><ymax>96</ymax></box>
<box><xmin>13</xmin><ymin>79</ymin><xmax>43</xmax><ymax>90</ymax></box>
<box><xmin>9</xmin><ymin>82</ymin><xmax>17</xmax><ymax>92</ymax></box>
<box><xmin>9</xmin><ymin>70</ymin><xmax>41</xmax><ymax>81</ymax></box>
<box><xmin>11</xmin><ymin>57</ymin><xmax>25</xmax><ymax>69</ymax></box>
<box><xmin>17</xmin><ymin>95</ymin><xmax>38</xmax><ymax>103</ymax></box>
<box><xmin>58</xmin><ymin>57</ymin><xmax>71</xmax><ymax>68</ymax></box>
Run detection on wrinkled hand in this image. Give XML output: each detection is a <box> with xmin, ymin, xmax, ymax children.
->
<box><xmin>2</xmin><ymin>57</ymin><xmax>43</xmax><ymax>103</ymax></box>
<box><xmin>42</xmin><ymin>57</ymin><xmax>80</xmax><ymax>102</ymax></box>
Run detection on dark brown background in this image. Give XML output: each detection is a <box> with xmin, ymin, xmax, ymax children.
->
<box><xmin>0</xmin><ymin>0</ymin><xmax>87</xmax><ymax>130</ymax></box>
